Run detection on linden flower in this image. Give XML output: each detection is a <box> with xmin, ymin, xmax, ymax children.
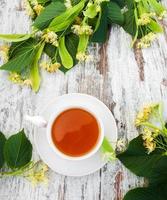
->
<box><xmin>25</xmin><ymin>163</ymin><xmax>48</xmax><ymax>186</ymax></box>
<box><xmin>137</xmin><ymin>13</ymin><xmax>155</xmax><ymax>26</ymax></box>
<box><xmin>72</xmin><ymin>25</ymin><xmax>93</xmax><ymax>35</ymax></box>
<box><xmin>116</xmin><ymin>138</ymin><xmax>126</xmax><ymax>152</ymax></box>
<box><xmin>135</xmin><ymin>104</ymin><xmax>158</xmax><ymax>126</ymax></box>
<box><xmin>40</xmin><ymin>62</ymin><xmax>61</xmax><ymax>73</ymax></box>
<box><xmin>42</xmin><ymin>31</ymin><xmax>59</xmax><ymax>47</ymax></box>
<box><xmin>142</xmin><ymin>128</ymin><xmax>154</xmax><ymax>142</ymax></box>
<box><xmin>96</xmin><ymin>5</ymin><xmax>101</xmax><ymax>12</ymax></box>
<box><xmin>29</xmin><ymin>0</ymin><xmax>38</xmax><ymax>6</ymax></box>
<box><xmin>76</xmin><ymin>52</ymin><xmax>92</xmax><ymax>62</ymax></box>
<box><xmin>24</xmin><ymin>0</ymin><xmax>35</xmax><ymax>18</ymax></box>
<box><xmin>64</xmin><ymin>0</ymin><xmax>72</xmax><ymax>8</ymax></box>
<box><xmin>0</xmin><ymin>45</ymin><xmax>10</xmax><ymax>63</ymax></box>
<box><xmin>33</xmin><ymin>4</ymin><xmax>44</xmax><ymax>15</ymax></box>
<box><xmin>8</xmin><ymin>72</ymin><xmax>24</xmax><ymax>84</ymax></box>
<box><xmin>144</xmin><ymin>140</ymin><xmax>156</xmax><ymax>154</ymax></box>
<box><xmin>137</xmin><ymin>32</ymin><xmax>156</xmax><ymax>49</ymax></box>
<box><xmin>23</xmin><ymin>79</ymin><xmax>32</xmax><ymax>87</ymax></box>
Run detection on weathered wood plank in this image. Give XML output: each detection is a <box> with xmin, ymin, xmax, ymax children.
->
<box><xmin>0</xmin><ymin>0</ymin><xmax>167</xmax><ymax>200</ymax></box>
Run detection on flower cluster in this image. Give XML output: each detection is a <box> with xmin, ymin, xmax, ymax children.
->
<box><xmin>24</xmin><ymin>0</ymin><xmax>35</xmax><ymax>18</ymax></box>
<box><xmin>135</xmin><ymin>104</ymin><xmax>157</xmax><ymax>126</ymax></box>
<box><xmin>25</xmin><ymin>161</ymin><xmax>48</xmax><ymax>186</ymax></box>
<box><xmin>40</xmin><ymin>61</ymin><xmax>61</xmax><ymax>73</ymax></box>
<box><xmin>137</xmin><ymin>13</ymin><xmax>155</xmax><ymax>26</ymax></box>
<box><xmin>24</xmin><ymin>0</ymin><xmax>44</xmax><ymax>17</ymax></box>
<box><xmin>133</xmin><ymin>0</ymin><xmax>166</xmax><ymax>48</ymax></box>
<box><xmin>42</xmin><ymin>31</ymin><xmax>59</xmax><ymax>47</ymax></box>
<box><xmin>33</xmin><ymin>4</ymin><xmax>44</xmax><ymax>16</ymax></box>
<box><xmin>72</xmin><ymin>25</ymin><xmax>93</xmax><ymax>36</ymax></box>
<box><xmin>142</xmin><ymin>128</ymin><xmax>156</xmax><ymax>154</ymax></box>
<box><xmin>137</xmin><ymin>32</ymin><xmax>156</xmax><ymax>48</ymax></box>
<box><xmin>0</xmin><ymin>45</ymin><xmax>9</xmax><ymax>63</ymax></box>
<box><xmin>135</xmin><ymin>103</ymin><xmax>167</xmax><ymax>154</ymax></box>
<box><xmin>64</xmin><ymin>0</ymin><xmax>72</xmax><ymax>8</ymax></box>
<box><xmin>8</xmin><ymin>72</ymin><xmax>32</xmax><ymax>87</ymax></box>
<box><xmin>116</xmin><ymin>138</ymin><xmax>127</xmax><ymax>152</ymax></box>
<box><xmin>76</xmin><ymin>52</ymin><xmax>92</xmax><ymax>62</ymax></box>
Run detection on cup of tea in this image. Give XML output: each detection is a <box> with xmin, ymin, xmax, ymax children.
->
<box><xmin>25</xmin><ymin>106</ymin><xmax>104</xmax><ymax>161</ymax></box>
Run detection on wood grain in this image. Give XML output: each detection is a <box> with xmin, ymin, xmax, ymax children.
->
<box><xmin>0</xmin><ymin>0</ymin><xmax>167</xmax><ymax>199</ymax></box>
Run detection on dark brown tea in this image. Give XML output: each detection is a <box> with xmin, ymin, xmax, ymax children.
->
<box><xmin>51</xmin><ymin>108</ymin><xmax>100</xmax><ymax>157</ymax></box>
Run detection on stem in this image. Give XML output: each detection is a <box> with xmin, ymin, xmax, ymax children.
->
<box><xmin>131</xmin><ymin>4</ymin><xmax>139</xmax><ymax>47</ymax></box>
<box><xmin>139</xmin><ymin>122</ymin><xmax>161</xmax><ymax>130</ymax></box>
<box><xmin>0</xmin><ymin>161</ymin><xmax>35</xmax><ymax>177</ymax></box>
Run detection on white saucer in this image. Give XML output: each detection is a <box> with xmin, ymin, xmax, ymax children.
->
<box><xmin>34</xmin><ymin>93</ymin><xmax>117</xmax><ymax>177</ymax></box>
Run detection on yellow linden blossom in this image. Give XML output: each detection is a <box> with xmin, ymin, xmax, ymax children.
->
<box><xmin>8</xmin><ymin>72</ymin><xmax>24</xmax><ymax>84</ymax></box>
<box><xmin>24</xmin><ymin>0</ymin><xmax>35</xmax><ymax>18</ymax></box>
<box><xmin>142</xmin><ymin>128</ymin><xmax>154</xmax><ymax>142</ymax></box>
<box><xmin>42</xmin><ymin>31</ymin><xmax>59</xmax><ymax>47</ymax></box>
<box><xmin>40</xmin><ymin>62</ymin><xmax>61</xmax><ymax>73</ymax></box>
<box><xmin>64</xmin><ymin>0</ymin><xmax>72</xmax><ymax>8</ymax></box>
<box><xmin>137</xmin><ymin>32</ymin><xmax>156</xmax><ymax>48</ymax></box>
<box><xmin>8</xmin><ymin>72</ymin><xmax>32</xmax><ymax>87</ymax></box>
<box><xmin>0</xmin><ymin>45</ymin><xmax>10</xmax><ymax>63</ymax></box>
<box><xmin>26</xmin><ymin>163</ymin><xmax>48</xmax><ymax>186</ymax></box>
<box><xmin>72</xmin><ymin>25</ymin><xmax>93</xmax><ymax>35</ymax></box>
<box><xmin>116</xmin><ymin>138</ymin><xmax>126</xmax><ymax>152</ymax></box>
<box><xmin>137</xmin><ymin>13</ymin><xmax>155</xmax><ymax>26</ymax></box>
<box><xmin>144</xmin><ymin>140</ymin><xmax>156</xmax><ymax>154</ymax></box>
<box><xmin>135</xmin><ymin>104</ymin><xmax>158</xmax><ymax>126</ymax></box>
<box><xmin>96</xmin><ymin>5</ymin><xmax>101</xmax><ymax>12</ymax></box>
<box><xmin>23</xmin><ymin>79</ymin><xmax>32</xmax><ymax>87</ymax></box>
<box><xmin>33</xmin><ymin>4</ymin><xmax>44</xmax><ymax>15</ymax></box>
<box><xmin>76</xmin><ymin>52</ymin><xmax>92</xmax><ymax>62</ymax></box>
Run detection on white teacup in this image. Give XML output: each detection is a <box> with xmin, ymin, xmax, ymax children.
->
<box><xmin>25</xmin><ymin>105</ymin><xmax>104</xmax><ymax>161</ymax></box>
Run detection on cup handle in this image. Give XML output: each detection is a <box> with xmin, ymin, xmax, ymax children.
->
<box><xmin>24</xmin><ymin>115</ymin><xmax>47</xmax><ymax>128</ymax></box>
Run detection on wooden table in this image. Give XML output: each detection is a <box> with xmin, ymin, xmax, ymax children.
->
<box><xmin>0</xmin><ymin>0</ymin><xmax>167</xmax><ymax>199</ymax></box>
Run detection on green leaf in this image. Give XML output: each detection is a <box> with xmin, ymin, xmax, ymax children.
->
<box><xmin>58</xmin><ymin>36</ymin><xmax>73</xmax><ymax>69</ymax></box>
<box><xmin>30</xmin><ymin>42</ymin><xmax>45</xmax><ymax>92</ymax></box>
<box><xmin>71</xmin><ymin>0</ymin><xmax>81</xmax><ymax>6</ymax></box>
<box><xmin>84</xmin><ymin>4</ymin><xmax>98</xmax><ymax>19</ymax></box>
<box><xmin>59</xmin><ymin>33</ymin><xmax>79</xmax><ymax>72</ymax></box>
<box><xmin>107</xmin><ymin>1</ymin><xmax>124</xmax><ymax>25</ymax></box>
<box><xmin>37</xmin><ymin>0</ymin><xmax>50</xmax><ymax>4</ymax></box>
<box><xmin>122</xmin><ymin>9</ymin><xmax>137</xmax><ymax>37</ymax></box>
<box><xmin>44</xmin><ymin>43</ymin><xmax>57</xmax><ymax>61</ymax></box>
<box><xmin>101</xmin><ymin>137</ymin><xmax>115</xmax><ymax>152</ymax></box>
<box><xmin>4</xmin><ymin>130</ymin><xmax>32</xmax><ymax>169</ymax></box>
<box><xmin>33</xmin><ymin>2</ymin><xmax>66</xmax><ymax>30</ymax></box>
<box><xmin>117</xmin><ymin>135</ymin><xmax>164</xmax><ymax>177</ymax></box>
<box><xmin>0</xmin><ymin>34</ymin><xmax>32</xmax><ymax>42</ymax></box>
<box><xmin>49</xmin><ymin>0</ymin><xmax>85</xmax><ymax>32</ymax></box>
<box><xmin>112</xmin><ymin>0</ymin><xmax>125</xmax><ymax>8</ymax></box>
<box><xmin>101</xmin><ymin>137</ymin><xmax>116</xmax><ymax>161</ymax></box>
<box><xmin>124</xmin><ymin>185</ymin><xmax>167</xmax><ymax>200</ymax></box>
<box><xmin>44</xmin><ymin>33</ymin><xmax>79</xmax><ymax>72</ymax></box>
<box><xmin>0</xmin><ymin>38</ymin><xmax>38</xmax><ymax>73</ymax></box>
<box><xmin>0</xmin><ymin>132</ymin><xmax>6</xmax><ymax>169</ymax></box>
<box><xmin>125</xmin><ymin>0</ymin><xmax>134</xmax><ymax>9</ymax></box>
<box><xmin>148</xmin><ymin>156</ymin><xmax>167</xmax><ymax>185</ymax></box>
<box><xmin>91</xmin><ymin>2</ymin><xmax>108</xmax><ymax>43</ymax></box>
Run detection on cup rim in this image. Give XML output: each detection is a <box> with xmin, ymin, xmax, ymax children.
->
<box><xmin>46</xmin><ymin>106</ymin><xmax>104</xmax><ymax>161</ymax></box>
